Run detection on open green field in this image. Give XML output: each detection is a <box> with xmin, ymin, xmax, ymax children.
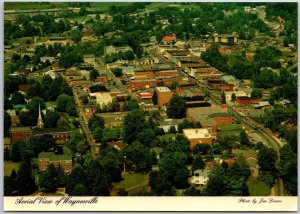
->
<box><xmin>219</xmin><ymin>124</ymin><xmax>243</xmax><ymax>131</ymax></box>
<box><xmin>4</xmin><ymin>2</ymin><xmax>68</xmax><ymax>10</ymax></box>
<box><xmin>247</xmin><ymin>178</ymin><xmax>270</xmax><ymax>196</ymax></box>
<box><xmin>4</xmin><ymin>161</ymin><xmax>20</xmax><ymax>176</ymax></box>
<box><xmin>161</xmin><ymin>133</ymin><xmax>176</xmax><ymax>141</ymax></box>
<box><xmin>217</xmin><ymin>130</ymin><xmax>241</xmax><ymax>138</ymax></box>
<box><xmin>90</xmin><ymin>2</ymin><xmax>132</xmax><ymax>10</ymax></box>
<box><xmin>115</xmin><ymin>173</ymin><xmax>148</xmax><ymax>189</ymax></box>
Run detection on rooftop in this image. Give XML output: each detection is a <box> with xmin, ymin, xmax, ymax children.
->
<box><xmin>10</xmin><ymin>126</ymin><xmax>32</xmax><ymax>133</ymax></box>
<box><xmin>155</xmin><ymin>86</ymin><xmax>171</xmax><ymax>93</ymax></box>
<box><xmin>183</xmin><ymin>128</ymin><xmax>212</xmax><ymax>139</ymax></box>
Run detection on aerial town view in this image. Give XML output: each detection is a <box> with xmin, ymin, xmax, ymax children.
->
<box><xmin>3</xmin><ymin>2</ymin><xmax>297</xmax><ymax>198</ymax></box>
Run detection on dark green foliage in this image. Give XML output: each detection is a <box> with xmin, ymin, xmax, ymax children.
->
<box><xmin>120</xmin><ymin>141</ymin><xmax>152</xmax><ymax>173</ymax></box>
<box><xmin>251</xmin><ymin>88</ymin><xmax>262</xmax><ymax>99</ymax></box>
<box><xmin>149</xmin><ymin>171</ymin><xmax>175</xmax><ymax>196</ymax></box>
<box><xmin>117</xmin><ymin>189</ymin><xmax>128</xmax><ymax>196</ymax></box>
<box><xmin>173</xmin><ymin>167</ymin><xmax>190</xmax><ymax>189</ymax></box>
<box><xmin>39</xmin><ymin>164</ymin><xmax>58</xmax><ymax>193</ymax></box>
<box><xmin>177</xmin><ymin>119</ymin><xmax>195</xmax><ymax>133</ymax></box>
<box><xmin>137</xmin><ymin>129</ymin><xmax>156</xmax><ymax>146</ymax></box>
<box><xmin>257</xmin><ymin>146</ymin><xmax>277</xmax><ymax>172</ymax></box>
<box><xmin>167</xmin><ymin>94</ymin><xmax>187</xmax><ymax>119</ymax></box>
<box><xmin>112</xmin><ymin>68</ymin><xmax>123</xmax><ymax>77</ymax></box>
<box><xmin>88</xmin><ymin>115</ymin><xmax>105</xmax><ymax>131</ymax></box>
<box><xmin>11</xmin><ymin>92</ymin><xmax>26</xmax><ymax>105</ymax></box>
<box><xmin>91</xmin><ymin>171</ymin><xmax>111</xmax><ymax>196</ymax></box>
<box><xmin>66</xmin><ymin>164</ymin><xmax>85</xmax><ymax>194</ymax></box>
<box><xmin>15</xmin><ymin>160</ymin><xmax>37</xmax><ymax>195</ymax></box>
<box><xmin>90</xmin><ymin>69</ymin><xmax>99</xmax><ymax>81</ymax></box>
<box><xmin>4</xmin><ymin>112</ymin><xmax>12</xmax><ymax>137</ymax></box>
<box><xmin>279</xmin><ymin>144</ymin><xmax>297</xmax><ymax>195</ymax></box>
<box><xmin>221</xmin><ymin>91</ymin><xmax>226</xmax><ymax>104</ymax></box>
<box><xmin>123</xmin><ymin>109</ymin><xmax>145</xmax><ymax>143</ymax></box>
<box><xmin>44</xmin><ymin>111</ymin><xmax>60</xmax><ymax>128</ymax></box>
<box><xmin>72</xmin><ymin>184</ymin><xmax>89</xmax><ymax>196</ymax></box>
<box><xmin>240</xmin><ymin>130</ymin><xmax>250</xmax><ymax>146</ymax></box>
<box><xmin>192</xmin><ymin>155</ymin><xmax>205</xmax><ymax>171</ymax></box>
<box><xmin>124</xmin><ymin>99</ymin><xmax>139</xmax><ymax>111</ymax></box>
<box><xmin>10</xmin><ymin>142</ymin><xmax>21</xmax><ymax>162</ymax></box>
<box><xmin>182</xmin><ymin>187</ymin><xmax>202</xmax><ymax>196</ymax></box>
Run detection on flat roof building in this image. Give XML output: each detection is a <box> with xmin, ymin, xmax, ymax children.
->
<box><xmin>183</xmin><ymin>128</ymin><xmax>213</xmax><ymax>147</ymax></box>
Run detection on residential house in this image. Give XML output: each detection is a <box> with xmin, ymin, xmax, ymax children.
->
<box><xmin>191</xmin><ymin>168</ymin><xmax>211</xmax><ymax>186</ymax></box>
<box><xmin>214</xmin><ymin>34</ymin><xmax>238</xmax><ymax>44</ymax></box>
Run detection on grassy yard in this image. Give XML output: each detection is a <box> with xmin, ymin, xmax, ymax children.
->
<box><xmin>40</xmin><ymin>192</ymin><xmax>65</xmax><ymax>196</ymax></box>
<box><xmin>219</xmin><ymin>124</ymin><xmax>243</xmax><ymax>131</ymax></box>
<box><xmin>217</xmin><ymin>130</ymin><xmax>241</xmax><ymax>138</ymax></box>
<box><xmin>90</xmin><ymin>2</ymin><xmax>132</xmax><ymax>10</ymax></box>
<box><xmin>4</xmin><ymin>2</ymin><xmax>68</xmax><ymax>10</ymax></box>
<box><xmin>161</xmin><ymin>133</ymin><xmax>176</xmax><ymax>141</ymax></box>
<box><xmin>4</xmin><ymin>161</ymin><xmax>20</xmax><ymax>176</ymax></box>
<box><xmin>115</xmin><ymin>173</ymin><xmax>148</xmax><ymax>190</ymax></box>
<box><xmin>247</xmin><ymin>178</ymin><xmax>271</xmax><ymax>196</ymax></box>
<box><xmin>233</xmin><ymin>148</ymin><xmax>257</xmax><ymax>159</ymax></box>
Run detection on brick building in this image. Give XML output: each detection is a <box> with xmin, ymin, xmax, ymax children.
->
<box><xmin>32</xmin><ymin>127</ymin><xmax>70</xmax><ymax>143</ymax></box>
<box><xmin>129</xmin><ymin>79</ymin><xmax>158</xmax><ymax>91</ymax></box>
<box><xmin>95</xmin><ymin>75</ymin><xmax>108</xmax><ymax>83</ymax></box>
<box><xmin>183</xmin><ymin>128</ymin><xmax>213</xmax><ymax>147</ymax></box>
<box><xmin>10</xmin><ymin>127</ymin><xmax>32</xmax><ymax>144</ymax></box>
<box><xmin>207</xmin><ymin>79</ymin><xmax>234</xmax><ymax>91</ymax></box>
<box><xmin>155</xmin><ymin>86</ymin><xmax>174</xmax><ymax>107</ymax></box>
<box><xmin>38</xmin><ymin>146</ymin><xmax>72</xmax><ymax>174</ymax></box>
<box><xmin>236</xmin><ymin>96</ymin><xmax>261</xmax><ymax>104</ymax></box>
<box><xmin>214</xmin><ymin>34</ymin><xmax>238</xmax><ymax>44</ymax></box>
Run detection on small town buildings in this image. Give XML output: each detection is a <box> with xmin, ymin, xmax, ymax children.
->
<box><xmin>128</xmin><ymin>79</ymin><xmax>158</xmax><ymax>91</ymax></box>
<box><xmin>236</xmin><ymin>96</ymin><xmax>261</xmax><ymax>104</ymax></box>
<box><xmin>89</xmin><ymin>92</ymin><xmax>113</xmax><ymax>107</ymax></box>
<box><xmin>32</xmin><ymin>127</ymin><xmax>70</xmax><ymax>143</ymax></box>
<box><xmin>183</xmin><ymin>128</ymin><xmax>213</xmax><ymax>147</ymax></box>
<box><xmin>138</xmin><ymin>92</ymin><xmax>153</xmax><ymax>100</ymax></box>
<box><xmin>95</xmin><ymin>75</ymin><xmax>108</xmax><ymax>84</ymax></box>
<box><xmin>214</xmin><ymin>34</ymin><xmax>238</xmax><ymax>44</ymax></box>
<box><xmin>207</xmin><ymin>79</ymin><xmax>234</xmax><ymax>91</ymax></box>
<box><xmin>104</xmin><ymin>45</ymin><xmax>133</xmax><ymax>55</ymax></box>
<box><xmin>191</xmin><ymin>168</ymin><xmax>211</xmax><ymax>186</ymax></box>
<box><xmin>10</xmin><ymin>127</ymin><xmax>32</xmax><ymax>144</ymax></box>
<box><xmin>155</xmin><ymin>86</ymin><xmax>174</xmax><ymax>107</ymax></box>
<box><xmin>224</xmin><ymin>90</ymin><xmax>247</xmax><ymax>103</ymax></box>
<box><xmin>38</xmin><ymin>146</ymin><xmax>72</xmax><ymax>174</ymax></box>
<box><xmin>162</xmin><ymin>33</ymin><xmax>176</xmax><ymax>44</ymax></box>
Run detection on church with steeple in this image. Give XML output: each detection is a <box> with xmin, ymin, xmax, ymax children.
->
<box><xmin>37</xmin><ymin>103</ymin><xmax>44</xmax><ymax>129</ymax></box>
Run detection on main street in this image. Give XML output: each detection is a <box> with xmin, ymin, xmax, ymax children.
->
<box><xmin>146</xmin><ymin>48</ymin><xmax>286</xmax><ymax>196</ymax></box>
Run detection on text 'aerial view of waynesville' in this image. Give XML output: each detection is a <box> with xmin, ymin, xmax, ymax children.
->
<box><xmin>3</xmin><ymin>2</ymin><xmax>297</xmax><ymax>198</ymax></box>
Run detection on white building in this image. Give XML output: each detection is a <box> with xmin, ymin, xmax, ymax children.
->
<box><xmin>89</xmin><ymin>92</ymin><xmax>112</xmax><ymax>107</ymax></box>
<box><xmin>191</xmin><ymin>169</ymin><xmax>211</xmax><ymax>186</ymax></box>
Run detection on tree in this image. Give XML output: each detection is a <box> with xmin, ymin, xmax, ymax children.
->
<box><xmin>221</xmin><ymin>91</ymin><xmax>226</xmax><ymax>104</ymax></box>
<box><xmin>15</xmin><ymin>160</ymin><xmax>37</xmax><ymax>195</ymax></box>
<box><xmin>112</xmin><ymin>68</ymin><xmax>123</xmax><ymax>77</ymax></box>
<box><xmin>39</xmin><ymin>164</ymin><xmax>58</xmax><ymax>193</ymax></box>
<box><xmin>251</xmin><ymin>88</ymin><xmax>262</xmax><ymax>99</ymax></box>
<box><xmin>279</xmin><ymin>144</ymin><xmax>297</xmax><ymax>195</ymax></box>
<box><xmin>204</xmin><ymin>165</ymin><xmax>229</xmax><ymax>196</ymax></box>
<box><xmin>173</xmin><ymin>167</ymin><xmax>190</xmax><ymax>189</ymax></box>
<box><xmin>123</xmin><ymin>109</ymin><xmax>145</xmax><ymax>143</ymax></box>
<box><xmin>152</xmin><ymin>90</ymin><xmax>158</xmax><ymax>105</ymax></box>
<box><xmin>72</xmin><ymin>184</ymin><xmax>89</xmax><ymax>196</ymax></box>
<box><xmin>231</xmin><ymin>93</ymin><xmax>236</xmax><ymax>101</ymax></box>
<box><xmin>91</xmin><ymin>171</ymin><xmax>111</xmax><ymax>196</ymax></box>
<box><xmin>57</xmin><ymin>117</ymin><xmax>70</xmax><ymax>130</ymax></box>
<box><xmin>124</xmin><ymin>99</ymin><xmax>139</xmax><ymax>111</ymax></box>
<box><xmin>149</xmin><ymin>171</ymin><xmax>175</xmax><ymax>196</ymax></box>
<box><xmin>88</xmin><ymin>116</ymin><xmax>105</xmax><ymax>131</ymax></box>
<box><xmin>192</xmin><ymin>155</ymin><xmax>205</xmax><ymax>171</ymax></box>
<box><xmin>182</xmin><ymin>187</ymin><xmax>202</xmax><ymax>196</ymax></box>
<box><xmin>4</xmin><ymin>112</ymin><xmax>12</xmax><ymax>137</ymax></box>
<box><xmin>70</xmin><ymin>29</ymin><xmax>82</xmax><ymax>42</ymax></box>
<box><xmin>66</xmin><ymin>164</ymin><xmax>85</xmax><ymax>194</ymax></box>
<box><xmin>10</xmin><ymin>142</ymin><xmax>21</xmax><ymax>162</ymax></box>
<box><xmin>56</xmin><ymin>94</ymin><xmax>72</xmax><ymax>112</ymax></box>
<box><xmin>167</xmin><ymin>94</ymin><xmax>187</xmax><ymax>119</ymax></box>
<box><xmin>137</xmin><ymin>129</ymin><xmax>156</xmax><ymax>146</ymax></box>
<box><xmin>257</xmin><ymin>146</ymin><xmax>277</xmax><ymax>172</ymax></box>
<box><xmin>90</xmin><ymin>69</ymin><xmax>99</xmax><ymax>81</ymax></box>
<box><xmin>44</xmin><ymin>111</ymin><xmax>60</xmax><ymax>128</ymax></box>
<box><xmin>11</xmin><ymin>92</ymin><xmax>26</xmax><ymax>105</ymax></box>
<box><xmin>92</xmin><ymin>127</ymin><xmax>103</xmax><ymax>142</ymax></box>
<box><xmin>240</xmin><ymin>130</ymin><xmax>250</xmax><ymax>146</ymax></box>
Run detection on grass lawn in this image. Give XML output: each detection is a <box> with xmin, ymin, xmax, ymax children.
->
<box><xmin>217</xmin><ymin>130</ymin><xmax>241</xmax><ymax>138</ymax></box>
<box><xmin>247</xmin><ymin>178</ymin><xmax>271</xmax><ymax>196</ymax></box>
<box><xmin>219</xmin><ymin>124</ymin><xmax>243</xmax><ymax>131</ymax></box>
<box><xmin>40</xmin><ymin>192</ymin><xmax>65</xmax><ymax>196</ymax></box>
<box><xmin>4</xmin><ymin>161</ymin><xmax>20</xmax><ymax>176</ymax></box>
<box><xmin>161</xmin><ymin>133</ymin><xmax>176</xmax><ymax>141</ymax></box>
<box><xmin>115</xmin><ymin>173</ymin><xmax>148</xmax><ymax>190</ymax></box>
<box><xmin>90</xmin><ymin>2</ymin><xmax>132</xmax><ymax>10</ymax></box>
<box><xmin>233</xmin><ymin>149</ymin><xmax>257</xmax><ymax>159</ymax></box>
<box><xmin>4</xmin><ymin>2</ymin><xmax>68</xmax><ymax>10</ymax></box>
